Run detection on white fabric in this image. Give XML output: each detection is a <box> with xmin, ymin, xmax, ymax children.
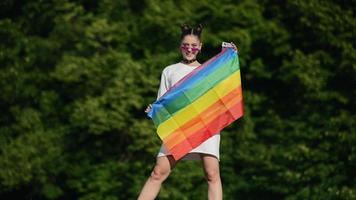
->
<box><xmin>155</xmin><ymin>62</ymin><xmax>220</xmax><ymax>161</ymax></box>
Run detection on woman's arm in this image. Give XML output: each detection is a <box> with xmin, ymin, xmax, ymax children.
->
<box><xmin>145</xmin><ymin>69</ymin><xmax>169</xmax><ymax>113</ymax></box>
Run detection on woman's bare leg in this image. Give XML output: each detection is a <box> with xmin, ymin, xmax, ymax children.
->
<box><xmin>138</xmin><ymin>155</ymin><xmax>176</xmax><ymax>200</ymax></box>
<box><xmin>201</xmin><ymin>154</ymin><xmax>222</xmax><ymax>200</ymax></box>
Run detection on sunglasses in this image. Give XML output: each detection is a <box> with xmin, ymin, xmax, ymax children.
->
<box><xmin>180</xmin><ymin>45</ymin><xmax>200</xmax><ymax>53</ymax></box>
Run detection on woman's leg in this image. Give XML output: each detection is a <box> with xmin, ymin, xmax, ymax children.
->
<box><xmin>138</xmin><ymin>155</ymin><xmax>176</xmax><ymax>200</ymax></box>
<box><xmin>201</xmin><ymin>154</ymin><xmax>222</xmax><ymax>200</ymax></box>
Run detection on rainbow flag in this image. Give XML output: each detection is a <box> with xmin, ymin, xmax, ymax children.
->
<box><xmin>148</xmin><ymin>47</ymin><xmax>243</xmax><ymax>160</ymax></box>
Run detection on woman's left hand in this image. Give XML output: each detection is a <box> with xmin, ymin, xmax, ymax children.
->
<box><xmin>231</xmin><ymin>42</ymin><xmax>238</xmax><ymax>52</ymax></box>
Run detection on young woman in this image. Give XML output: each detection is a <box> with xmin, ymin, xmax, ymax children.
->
<box><xmin>138</xmin><ymin>24</ymin><xmax>236</xmax><ymax>200</ymax></box>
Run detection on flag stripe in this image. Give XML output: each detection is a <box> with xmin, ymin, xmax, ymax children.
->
<box><xmin>169</xmin><ymin>100</ymin><xmax>244</xmax><ymax>160</ymax></box>
<box><xmin>157</xmin><ymin>70</ymin><xmax>241</xmax><ymax>139</ymax></box>
<box><xmin>158</xmin><ymin>48</ymin><xmax>229</xmax><ymax>98</ymax></box>
<box><xmin>152</xmin><ymin>56</ymin><xmax>240</xmax><ymax>125</ymax></box>
<box><xmin>164</xmin><ymin>86</ymin><xmax>243</xmax><ymax>149</ymax></box>
<box><xmin>150</xmin><ymin>48</ymin><xmax>237</xmax><ymax>121</ymax></box>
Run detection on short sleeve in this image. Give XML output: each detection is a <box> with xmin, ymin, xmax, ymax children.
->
<box><xmin>157</xmin><ymin>70</ymin><xmax>170</xmax><ymax>99</ymax></box>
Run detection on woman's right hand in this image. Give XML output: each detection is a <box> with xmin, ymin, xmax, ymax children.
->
<box><xmin>145</xmin><ymin>104</ymin><xmax>152</xmax><ymax>113</ymax></box>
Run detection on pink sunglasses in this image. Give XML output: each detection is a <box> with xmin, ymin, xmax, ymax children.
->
<box><xmin>180</xmin><ymin>45</ymin><xmax>200</xmax><ymax>53</ymax></box>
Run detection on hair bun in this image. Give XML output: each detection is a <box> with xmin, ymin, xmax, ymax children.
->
<box><xmin>181</xmin><ymin>24</ymin><xmax>191</xmax><ymax>33</ymax></box>
<box><xmin>180</xmin><ymin>23</ymin><xmax>203</xmax><ymax>40</ymax></box>
<box><xmin>195</xmin><ymin>24</ymin><xmax>203</xmax><ymax>35</ymax></box>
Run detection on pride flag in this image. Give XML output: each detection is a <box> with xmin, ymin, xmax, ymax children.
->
<box><xmin>148</xmin><ymin>46</ymin><xmax>243</xmax><ymax>160</ymax></box>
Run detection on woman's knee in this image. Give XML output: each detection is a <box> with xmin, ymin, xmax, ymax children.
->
<box><xmin>150</xmin><ymin>164</ymin><xmax>171</xmax><ymax>182</ymax></box>
<box><xmin>204</xmin><ymin>166</ymin><xmax>221</xmax><ymax>183</ymax></box>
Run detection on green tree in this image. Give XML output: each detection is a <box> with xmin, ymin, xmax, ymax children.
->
<box><xmin>0</xmin><ymin>0</ymin><xmax>355</xmax><ymax>199</ymax></box>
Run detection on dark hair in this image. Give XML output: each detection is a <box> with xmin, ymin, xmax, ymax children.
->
<box><xmin>180</xmin><ymin>24</ymin><xmax>203</xmax><ymax>40</ymax></box>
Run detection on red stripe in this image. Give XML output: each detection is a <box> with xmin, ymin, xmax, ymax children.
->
<box><xmin>169</xmin><ymin>100</ymin><xmax>244</xmax><ymax>160</ymax></box>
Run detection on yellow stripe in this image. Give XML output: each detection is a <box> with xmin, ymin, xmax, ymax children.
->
<box><xmin>157</xmin><ymin>70</ymin><xmax>241</xmax><ymax>139</ymax></box>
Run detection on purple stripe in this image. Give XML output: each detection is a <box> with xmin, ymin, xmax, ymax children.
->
<box><xmin>159</xmin><ymin>48</ymin><xmax>229</xmax><ymax>98</ymax></box>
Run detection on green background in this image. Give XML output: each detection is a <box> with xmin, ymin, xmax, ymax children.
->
<box><xmin>0</xmin><ymin>0</ymin><xmax>355</xmax><ymax>199</ymax></box>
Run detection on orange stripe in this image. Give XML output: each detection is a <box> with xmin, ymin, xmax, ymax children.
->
<box><xmin>163</xmin><ymin>86</ymin><xmax>243</xmax><ymax>149</ymax></box>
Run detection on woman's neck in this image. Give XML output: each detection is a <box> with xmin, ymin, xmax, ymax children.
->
<box><xmin>181</xmin><ymin>59</ymin><xmax>200</xmax><ymax>66</ymax></box>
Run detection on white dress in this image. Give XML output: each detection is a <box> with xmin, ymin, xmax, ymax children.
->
<box><xmin>156</xmin><ymin>62</ymin><xmax>221</xmax><ymax>161</ymax></box>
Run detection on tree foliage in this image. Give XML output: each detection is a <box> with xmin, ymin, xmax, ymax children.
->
<box><xmin>0</xmin><ymin>0</ymin><xmax>355</xmax><ymax>199</ymax></box>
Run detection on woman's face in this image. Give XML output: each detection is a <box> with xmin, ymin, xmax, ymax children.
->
<box><xmin>180</xmin><ymin>35</ymin><xmax>202</xmax><ymax>61</ymax></box>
